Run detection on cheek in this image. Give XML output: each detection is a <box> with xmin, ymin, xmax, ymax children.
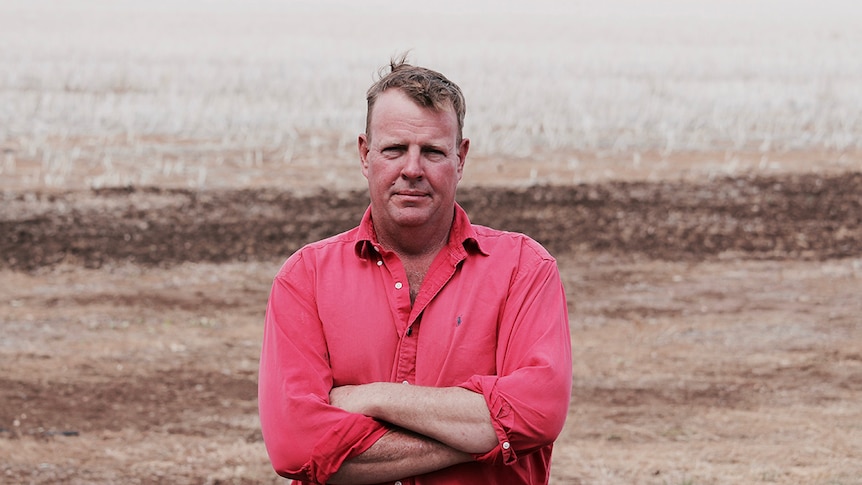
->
<box><xmin>367</xmin><ymin>164</ymin><xmax>397</xmax><ymax>188</ymax></box>
<box><xmin>433</xmin><ymin>165</ymin><xmax>460</xmax><ymax>186</ymax></box>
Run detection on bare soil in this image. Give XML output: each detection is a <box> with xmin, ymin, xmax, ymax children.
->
<box><xmin>2</xmin><ymin>170</ymin><xmax>861</xmax><ymax>484</ymax></box>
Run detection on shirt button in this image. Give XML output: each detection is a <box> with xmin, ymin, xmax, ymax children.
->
<box><xmin>377</xmin><ymin>260</ymin><xmax>383</xmax><ymax>266</ymax></box>
<box><xmin>502</xmin><ymin>441</ymin><xmax>511</xmax><ymax>450</ymax></box>
<box><xmin>402</xmin><ymin>380</ymin><xmax>409</xmax><ymax>385</ymax></box>
<box><xmin>395</xmin><ymin>482</ymin><xmax>402</xmax><ymax>485</ymax></box>
<box><xmin>394</xmin><ymin>282</ymin><xmax>403</xmax><ymax>290</ymax></box>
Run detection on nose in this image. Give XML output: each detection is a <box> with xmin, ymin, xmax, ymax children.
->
<box><xmin>400</xmin><ymin>146</ymin><xmax>424</xmax><ymax>180</ymax></box>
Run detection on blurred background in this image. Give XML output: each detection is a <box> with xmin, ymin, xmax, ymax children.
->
<box><xmin>1</xmin><ymin>0</ymin><xmax>860</xmax><ymax>191</ymax></box>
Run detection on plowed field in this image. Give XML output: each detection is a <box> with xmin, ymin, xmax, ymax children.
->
<box><xmin>2</xmin><ymin>171</ymin><xmax>861</xmax><ymax>484</ymax></box>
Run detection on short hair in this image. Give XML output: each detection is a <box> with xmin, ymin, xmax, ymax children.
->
<box><xmin>365</xmin><ymin>54</ymin><xmax>466</xmax><ymax>143</ymax></box>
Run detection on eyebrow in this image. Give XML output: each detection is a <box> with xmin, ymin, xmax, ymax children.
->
<box><xmin>377</xmin><ymin>140</ymin><xmax>451</xmax><ymax>152</ymax></box>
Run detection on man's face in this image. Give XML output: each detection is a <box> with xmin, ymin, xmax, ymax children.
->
<box><xmin>358</xmin><ymin>89</ymin><xmax>469</xmax><ymax>235</ymax></box>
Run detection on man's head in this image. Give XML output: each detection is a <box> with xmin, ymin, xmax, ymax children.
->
<box><xmin>358</xmin><ymin>56</ymin><xmax>470</xmax><ymax>251</ymax></box>
<box><xmin>365</xmin><ymin>55</ymin><xmax>466</xmax><ymax>145</ymax></box>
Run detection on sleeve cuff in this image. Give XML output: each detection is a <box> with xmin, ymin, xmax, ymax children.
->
<box><xmin>306</xmin><ymin>414</ymin><xmax>389</xmax><ymax>483</ymax></box>
<box><xmin>460</xmin><ymin>375</ymin><xmax>517</xmax><ymax>465</ymax></box>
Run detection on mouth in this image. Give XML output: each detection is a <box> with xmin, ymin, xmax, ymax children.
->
<box><xmin>393</xmin><ymin>190</ymin><xmax>430</xmax><ymax>203</ymax></box>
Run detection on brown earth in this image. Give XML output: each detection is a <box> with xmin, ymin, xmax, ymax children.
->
<box><xmin>2</xmin><ymin>171</ymin><xmax>861</xmax><ymax>484</ymax></box>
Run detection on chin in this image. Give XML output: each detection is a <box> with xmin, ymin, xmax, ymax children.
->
<box><xmin>393</xmin><ymin>214</ymin><xmax>430</xmax><ymax>227</ymax></box>
<box><xmin>390</xmin><ymin>208</ymin><xmax>433</xmax><ymax>226</ymax></box>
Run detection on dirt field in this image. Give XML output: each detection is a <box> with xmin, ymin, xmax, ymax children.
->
<box><xmin>2</xmin><ymin>168</ymin><xmax>861</xmax><ymax>484</ymax></box>
<box><xmin>3</xmin><ymin>0</ymin><xmax>862</xmax><ymax>482</ymax></box>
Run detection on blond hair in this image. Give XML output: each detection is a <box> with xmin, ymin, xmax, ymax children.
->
<box><xmin>365</xmin><ymin>54</ymin><xmax>466</xmax><ymax>143</ymax></box>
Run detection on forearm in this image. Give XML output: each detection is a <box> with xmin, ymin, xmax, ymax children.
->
<box><xmin>331</xmin><ymin>383</ymin><xmax>498</xmax><ymax>454</ymax></box>
<box><xmin>328</xmin><ymin>428</ymin><xmax>471</xmax><ymax>484</ymax></box>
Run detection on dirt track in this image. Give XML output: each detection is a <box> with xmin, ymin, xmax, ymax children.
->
<box><xmin>2</xmin><ymin>171</ymin><xmax>862</xmax><ymax>484</ymax></box>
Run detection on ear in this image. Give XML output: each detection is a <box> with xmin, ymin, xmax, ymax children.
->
<box><xmin>358</xmin><ymin>134</ymin><xmax>370</xmax><ymax>178</ymax></box>
<box><xmin>456</xmin><ymin>137</ymin><xmax>469</xmax><ymax>180</ymax></box>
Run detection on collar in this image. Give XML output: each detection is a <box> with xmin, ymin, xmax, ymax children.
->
<box><xmin>354</xmin><ymin>202</ymin><xmax>488</xmax><ymax>260</ymax></box>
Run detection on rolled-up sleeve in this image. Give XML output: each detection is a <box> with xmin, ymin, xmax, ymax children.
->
<box><xmin>459</xmin><ymin>254</ymin><xmax>572</xmax><ymax>465</ymax></box>
<box><xmin>258</xmin><ymin>254</ymin><xmax>389</xmax><ymax>483</ymax></box>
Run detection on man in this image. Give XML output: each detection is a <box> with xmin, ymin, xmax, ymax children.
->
<box><xmin>258</xmin><ymin>56</ymin><xmax>572</xmax><ymax>484</ymax></box>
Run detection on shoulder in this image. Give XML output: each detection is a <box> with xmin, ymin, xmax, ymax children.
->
<box><xmin>276</xmin><ymin>226</ymin><xmax>361</xmax><ymax>278</ymax></box>
<box><xmin>471</xmin><ymin>224</ymin><xmax>556</xmax><ymax>264</ymax></box>
<box><xmin>468</xmin><ymin>224</ymin><xmax>563</xmax><ymax>293</ymax></box>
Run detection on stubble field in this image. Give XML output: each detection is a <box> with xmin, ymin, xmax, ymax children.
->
<box><xmin>2</xmin><ymin>1</ymin><xmax>862</xmax><ymax>484</ymax></box>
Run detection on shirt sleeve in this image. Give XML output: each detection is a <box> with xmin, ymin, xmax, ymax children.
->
<box><xmin>258</xmin><ymin>253</ymin><xmax>389</xmax><ymax>483</ymax></box>
<box><xmin>458</xmin><ymin>249</ymin><xmax>573</xmax><ymax>465</ymax></box>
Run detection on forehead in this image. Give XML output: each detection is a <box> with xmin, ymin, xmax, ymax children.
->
<box><xmin>369</xmin><ymin>89</ymin><xmax>458</xmax><ymax>143</ymax></box>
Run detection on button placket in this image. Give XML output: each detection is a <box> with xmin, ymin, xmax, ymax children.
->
<box><xmin>377</xmin><ymin>246</ymin><xmax>418</xmax><ymax>385</ymax></box>
<box><xmin>375</xmin><ymin>248</ymin><xmax>409</xmax><ymax>317</ymax></box>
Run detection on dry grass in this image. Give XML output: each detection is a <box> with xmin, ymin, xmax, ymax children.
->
<box><xmin>1</xmin><ymin>0</ymin><xmax>860</xmax><ymax>190</ymax></box>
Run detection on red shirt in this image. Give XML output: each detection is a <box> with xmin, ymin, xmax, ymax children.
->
<box><xmin>258</xmin><ymin>203</ymin><xmax>572</xmax><ymax>484</ymax></box>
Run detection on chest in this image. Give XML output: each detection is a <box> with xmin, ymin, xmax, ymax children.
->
<box><xmin>318</xmin><ymin>256</ymin><xmax>511</xmax><ymax>387</ymax></box>
<box><xmin>403</xmin><ymin>257</ymin><xmax>434</xmax><ymax>302</ymax></box>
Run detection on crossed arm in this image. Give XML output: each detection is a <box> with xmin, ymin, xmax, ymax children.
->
<box><xmin>327</xmin><ymin>384</ymin><xmax>498</xmax><ymax>484</ymax></box>
<box><xmin>260</xmin><ymin>247</ymin><xmax>572</xmax><ymax>484</ymax></box>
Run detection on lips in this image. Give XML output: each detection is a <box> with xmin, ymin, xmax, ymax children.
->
<box><xmin>392</xmin><ymin>190</ymin><xmax>430</xmax><ymax>206</ymax></box>
<box><xmin>395</xmin><ymin>190</ymin><xmax>429</xmax><ymax>197</ymax></box>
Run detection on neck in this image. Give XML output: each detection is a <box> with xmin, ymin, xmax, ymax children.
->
<box><xmin>376</xmin><ymin>223</ymin><xmax>450</xmax><ymax>259</ymax></box>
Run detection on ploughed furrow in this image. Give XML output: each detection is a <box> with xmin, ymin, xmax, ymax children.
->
<box><xmin>2</xmin><ymin>172</ymin><xmax>860</xmax><ymax>270</ymax></box>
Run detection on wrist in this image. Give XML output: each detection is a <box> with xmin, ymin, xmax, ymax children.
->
<box><xmin>362</xmin><ymin>382</ymin><xmax>388</xmax><ymax>417</ymax></box>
